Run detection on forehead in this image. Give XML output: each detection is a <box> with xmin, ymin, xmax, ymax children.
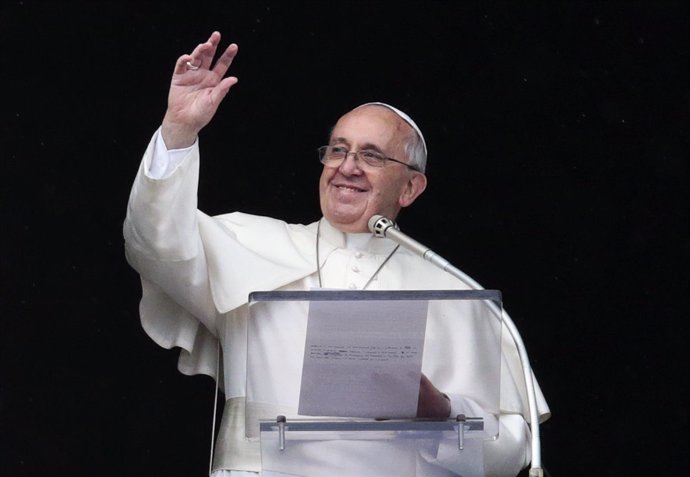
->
<box><xmin>330</xmin><ymin>106</ymin><xmax>412</xmax><ymax>149</ymax></box>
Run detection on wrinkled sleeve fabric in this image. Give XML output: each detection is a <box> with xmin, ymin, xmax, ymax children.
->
<box><xmin>123</xmin><ymin>131</ymin><xmax>317</xmax><ymax>379</ymax></box>
<box><xmin>124</xmin><ymin>130</ymin><xmax>222</xmax><ymax>379</ymax></box>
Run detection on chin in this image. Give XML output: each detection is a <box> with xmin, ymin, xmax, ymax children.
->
<box><xmin>325</xmin><ymin>214</ymin><xmax>369</xmax><ymax>233</ymax></box>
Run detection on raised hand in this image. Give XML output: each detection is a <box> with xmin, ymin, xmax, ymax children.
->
<box><xmin>161</xmin><ymin>31</ymin><xmax>239</xmax><ymax>149</ymax></box>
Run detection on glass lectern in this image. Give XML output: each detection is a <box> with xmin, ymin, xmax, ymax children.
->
<box><xmin>244</xmin><ymin>289</ymin><xmax>503</xmax><ymax>477</ymax></box>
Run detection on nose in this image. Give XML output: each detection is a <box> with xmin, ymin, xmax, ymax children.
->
<box><xmin>338</xmin><ymin>152</ymin><xmax>363</xmax><ymax>175</ymax></box>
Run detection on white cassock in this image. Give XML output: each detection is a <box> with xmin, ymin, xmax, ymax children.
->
<box><xmin>124</xmin><ymin>131</ymin><xmax>550</xmax><ymax>477</ymax></box>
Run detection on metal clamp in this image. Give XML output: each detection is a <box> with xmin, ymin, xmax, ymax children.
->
<box><xmin>456</xmin><ymin>414</ymin><xmax>466</xmax><ymax>451</ymax></box>
<box><xmin>277</xmin><ymin>415</ymin><xmax>287</xmax><ymax>451</ymax></box>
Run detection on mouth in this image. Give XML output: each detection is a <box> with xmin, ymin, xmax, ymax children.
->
<box><xmin>332</xmin><ymin>181</ymin><xmax>367</xmax><ymax>193</ymax></box>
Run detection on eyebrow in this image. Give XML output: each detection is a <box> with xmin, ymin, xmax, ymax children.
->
<box><xmin>329</xmin><ymin>137</ymin><xmax>385</xmax><ymax>153</ymax></box>
<box><xmin>329</xmin><ymin>137</ymin><xmax>350</xmax><ymax>146</ymax></box>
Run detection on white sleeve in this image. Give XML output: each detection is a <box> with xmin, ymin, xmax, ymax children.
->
<box><xmin>146</xmin><ymin>127</ymin><xmax>197</xmax><ymax>180</ymax></box>
<box><xmin>124</xmin><ymin>131</ymin><xmax>220</xmax><ymax>336</ymax></box>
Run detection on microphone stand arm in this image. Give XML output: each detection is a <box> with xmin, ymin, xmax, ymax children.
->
<box><xmin>369</xmin><ymin>216</ymin><xmax>544</xmax><ymax>476</ymax></box>
<box><xmin>441</xmin><ymin>261</ymin><xmax>544</xmax><ymax>477</ymax></box>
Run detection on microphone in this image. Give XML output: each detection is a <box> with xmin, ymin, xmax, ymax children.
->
<box><xmin>368</xmin><ymin>214</ymin><xmax>473</xmax><ymax>282</ymax></box>
<box><xmin>367</xmin><ymin>214</ymin><xmax>545</xmax><ymax>476</ymax></box>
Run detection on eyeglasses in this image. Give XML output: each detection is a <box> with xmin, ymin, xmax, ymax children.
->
<box><xmin>318</xmin><ymin>145</ymin><xmax>420</xmax><ymax>172</ymax></box>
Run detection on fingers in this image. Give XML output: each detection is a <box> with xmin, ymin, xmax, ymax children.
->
<box><xmin>172</xmin><ymin>32</ymin><xmax>238</xmax><ymax>78</ymax></box>
<box><xmin>212</xmin><ymin>43</ymin><xmax>239</xmax><ymax>78</ymax></box>
<box><xmin>195</xmin><ymin>31</ymin><xmax>221</xmax><ymax>70</ymax></box>
<box><xmin>183</xmin><ymin>43</ymin><xmax>214</xmax><ymax>72</ymax></box>
<box><xmin>209</xmin><ymin>76</ymin><xmax>239</xmax><ymax>105</ymax></box>
<box><xmin>173</xmin><ymin>53</ymin><xmax>197</xmax><ymax>75</ymax></box>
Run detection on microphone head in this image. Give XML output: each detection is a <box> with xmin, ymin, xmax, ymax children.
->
<box><xmin>368</xmin><ymin>215</ymin><xmax>397</xmax><ymax>238</ymax></box>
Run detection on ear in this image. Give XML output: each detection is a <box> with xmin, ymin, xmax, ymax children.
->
<box><xmin>399</xmin><ymin>171</ymin><xmax>427</xmax><ymax>208</ymax></box>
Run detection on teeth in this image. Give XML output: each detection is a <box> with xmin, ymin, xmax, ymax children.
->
<box><xmin>338</xmin><ymin>185</ymin><xmax>361</xmax><ymax>192</ymax></box>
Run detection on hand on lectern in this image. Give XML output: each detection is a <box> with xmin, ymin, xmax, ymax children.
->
<box><xmin>416</xmin><ymin>373</ymin><xmax>451</xmax><ymax>419</ymax></box>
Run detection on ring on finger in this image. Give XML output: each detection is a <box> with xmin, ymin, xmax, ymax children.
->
<box><xmin>186</xmin><ymin>60</ymin><xmax>200</xmax><ymax>71</ymax></box>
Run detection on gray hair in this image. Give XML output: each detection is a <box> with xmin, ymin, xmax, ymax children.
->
<box><xmin>403</xmin><ymin>129</ymin><xmax>427</xmax><ymax>173</ymax></box>
<box><xmin>355</xmin><ymin>102</ymin><xmax>427</xmax><ymax>173</ymax></box>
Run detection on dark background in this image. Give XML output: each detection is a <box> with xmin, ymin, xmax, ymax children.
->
<box><xmin>2</xmin><ymin>1</ymin><xmax>689</xmax><ymax>476</ymax></box>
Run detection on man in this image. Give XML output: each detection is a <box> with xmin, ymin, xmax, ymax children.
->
<box><xmin>124</xmin><ymin>31</ymin><xmax>549</xmax><ymax>477</ymax></box>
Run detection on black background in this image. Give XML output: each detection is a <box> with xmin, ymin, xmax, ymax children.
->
<box><xmin>2</xmin><ymin>1</ymin><xmax>689</xmax><ymax>476</ymax></box>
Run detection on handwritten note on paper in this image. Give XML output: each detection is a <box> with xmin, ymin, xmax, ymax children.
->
<box><xmin>298</xmin><ymin>298</ymin><xmax>428</xmax><ymax>418</ymax></box>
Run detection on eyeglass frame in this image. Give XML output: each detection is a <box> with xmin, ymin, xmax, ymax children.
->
<box><xmin>317</xmin><ymin>145</ymin><xmax>421</xmax><ymax>172</ymax></box>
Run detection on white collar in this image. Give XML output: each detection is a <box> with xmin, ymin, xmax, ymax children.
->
<box><xmin>317</xmin><ymin>218</ymin><xmax>398</xmax><ymax>255</ymax></box>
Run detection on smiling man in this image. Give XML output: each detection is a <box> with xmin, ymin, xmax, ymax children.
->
<box><xmin>319</xmin><ymin>104</ymin><xmax>427</xmax><ymax>233</ymax></box>
<box><xmin>124</xmin><ymin>31</ymin><xmax>549</xmax><ymax>477</ymax></box>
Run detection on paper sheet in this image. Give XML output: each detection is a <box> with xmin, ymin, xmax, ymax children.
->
<box><xmin>298</xmin><ymin>298</ymin><xmax>428</xmax><ymax>418</ymax></box>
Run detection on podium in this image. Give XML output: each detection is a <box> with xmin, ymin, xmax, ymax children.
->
<box><xmin>243</xmin><ymin>289</ymin><xmax>503</xmax><ymax>477</ymax></box>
